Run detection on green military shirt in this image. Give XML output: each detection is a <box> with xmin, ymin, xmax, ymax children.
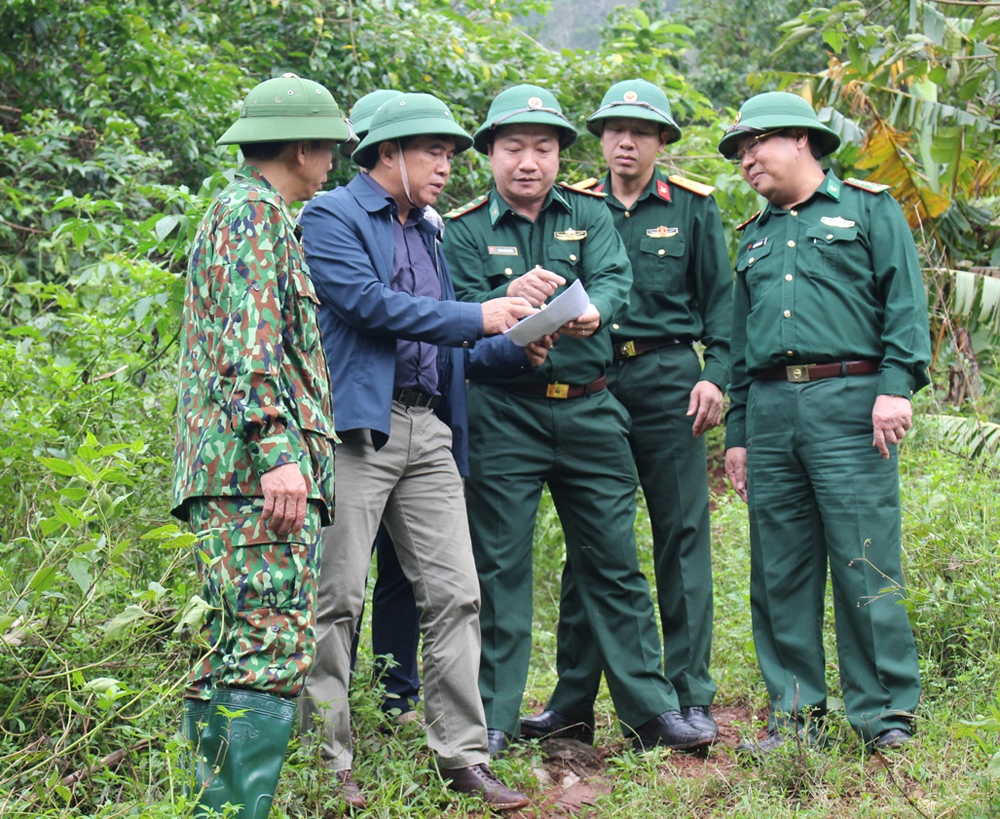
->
<box><xmin>726</xmin><ymin>171</ymin><xmax>931</xmax><ymax>449</ymax></box>
<box><xmin>172</xmin><ymin>165</ymin><xmax>336</xmax><ymax>523</ymax></box>
<box><xmin>443</xmin><ymin>184</ymin><xmax>632</xmax><ymax>386</ymax></box>
<box><xmin>594</xmin><ymin>168</ymin><xmax>732</xmax><ymax>389</ymax></box>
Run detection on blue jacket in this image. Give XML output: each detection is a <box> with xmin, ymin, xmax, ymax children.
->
<box><xmin>301</xmin><ymin>173</ymin><xmax>528</xmax><ymax>476</ymax></box>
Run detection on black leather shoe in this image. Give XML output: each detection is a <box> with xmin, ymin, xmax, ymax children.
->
<box><xmin>439</xmin><ymin>762</ymin><xmax>529</xmax><ymax>811</ymax></box>
<box><xmin>680</xmin><ymin>705</ymin><xmax>718</xmax><ymax>741</ymax></box>
<box><xmin>520</xmin><ymin>710</ymin><xmax>595</xmax><ymax>745</ymax></box>
<box><xmin>629</xmin><ymin>710</ymin><xmax>715</xmax><ymax>752</ymax></box>
<box><xmin>873</xmin><ymin>728</ymin><xmax>912</xmax><ymax>751</ymax></box>
<box><xmin>487</xmin><ymin>728</ymin><xmax>512</xmax><ymax>758</ymax></box>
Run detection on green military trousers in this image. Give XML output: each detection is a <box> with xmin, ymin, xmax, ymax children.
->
<box><xmin>465</xmin><ymin>382</ymin><xmax>678</xmax><ymax>738</ymax></box>
<box><xmin>745</xmin><ymin>374</ymin><xmax>921</xmax><ymax>742</ymax></box>
<box><xmin>548</xmin><ymin>344</ymin><xmax>717</xmax><ymax>722</ymax></box>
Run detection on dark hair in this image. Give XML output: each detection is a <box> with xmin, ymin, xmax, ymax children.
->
<box><xmin>240</xmin><ymin>139</ymin><xmax>327</xmax><ymax>161</ymax></box>
<box><xmin>791</xmin><ymin>128</ymin><xmax>824</xmax><ymax>160</ymax></box>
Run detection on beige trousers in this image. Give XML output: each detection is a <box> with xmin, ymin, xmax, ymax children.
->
<box><xmin>300</xmin><ymin>402</ymin><xmax>488</xmax><ymax>771</ymax></box>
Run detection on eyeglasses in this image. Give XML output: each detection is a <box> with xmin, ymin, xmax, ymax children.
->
<box><xmin>730</xmin><ymin>129</ymin><xmax>785</xmax><ymax>165</ymax></box>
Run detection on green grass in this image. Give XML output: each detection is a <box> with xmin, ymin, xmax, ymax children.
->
<box><xmin>2</xmin><ymin>437</ymin><xmax>999</xmax><ymax>817</ymax></box>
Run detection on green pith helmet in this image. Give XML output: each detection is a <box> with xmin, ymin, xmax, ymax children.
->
<box><xmin>217</xmin><ymin>73</ymin><xmax>351</xmax><ymax>145</ymax></box>
<box><xmin>472</xmin><ymin>84</ymin><xmax>577</xmax><ymax>154</ymax></box>
<box><xmin>351</xmin><ymin>93</ymin><xmax>473</xmax><ymax>167</ymax></box>
<box><xmin>586</xmin><ymin>79</ymin><xmax>681</xmax><ymax>144</ymax></box>
<box><xmin>718</xmin><ymin>91</ymin><xmax>841</xmax><ymax>159</ymax></box>
<box><xmin>338</xmin><ymin>89</ymin><xmax>403</xmax><ymax>160</ymax></box>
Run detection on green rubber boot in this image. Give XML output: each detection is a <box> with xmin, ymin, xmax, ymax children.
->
<box><xmin>182</xmin><ymin>699</ymin><xmax>212</xmax><ymax>797</ymax></box>
<box><xmin>196</xmin><ymin>688</ymin><xmax>297</xmax><ymax>819</ymax></box>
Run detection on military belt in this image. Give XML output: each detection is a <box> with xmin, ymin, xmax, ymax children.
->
<box><xmin>756</xmin><ymin>359</ymin><xmax>879</xmax><ymax>383</ymax></box>
<box><xmin>510</xmin><ymin>374</ymin><xmax>607</xmax><ymax>400</ymax></box>
<box><xmin>393</xmin><ymin>388</ymin><xmax>441</xmax><ymax>409</ymax></box>
<box><xmin>612</xmin><ymin>337</ymin><xmax>690</xmax><ymax>361</ymax></box>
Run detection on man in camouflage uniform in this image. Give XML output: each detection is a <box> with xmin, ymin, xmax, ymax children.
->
<box><xmin>172</xmin><ymin>74</ymin><xmax>349</xmax><ymax>818</ymax></box>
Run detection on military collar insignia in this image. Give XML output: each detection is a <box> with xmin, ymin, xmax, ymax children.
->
<box><xmin>554</xmin><ymin>228</ymin><xmax>587</xmax><ymax>241</ymax></box>
<box><xmin>488</xmin><ymin>245</ymin><xmax>519</xmax><ymax>255</ymax></box>
<box><xmin>655</xmin><ymin>179</ymin><xmax>672</xmax><ymax>202</ymax></box>
<box><xmin>624</xmin><ymin>90</ymin><xmax>639</xmax><ymax>102</ymax></box>
<box><xmin>489</xmin><ymin>202</ymin><xmax>501</xmax><ymax>225</ymax></box>
<box><xmin>821</xmin><ymin>216</ymin><xmax>856</xmax><ymax>228</ymax></box>
<box><xmin>594</xmin><ymin>181</ymin><xmax>605</xmax><ymax>193</ymax></box>
<box><xmin>735</xmin><ymin>211</ymin><xmax>761</xmax><ymax>231</ymax></box>
<box><xmin>646</xmin><ymin>226</ymin><xmax>678</xmax><ymax>238</ymax></box>
<box><xmin>845</xmin><ymin>177</ymin><xmax>891</xmax><ymax>194</ymax></box>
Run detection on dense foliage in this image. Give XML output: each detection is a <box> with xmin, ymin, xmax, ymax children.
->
<box><xmin>1</xmin><ymin>0</ymin><xmax>999</xmax><ymax>816</ymax></box>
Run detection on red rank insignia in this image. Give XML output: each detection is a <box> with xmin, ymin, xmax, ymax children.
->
<box><xmin>655</xmin><ymin>179</ymin><xmax>671</xmax><ymax>201</ymax></box>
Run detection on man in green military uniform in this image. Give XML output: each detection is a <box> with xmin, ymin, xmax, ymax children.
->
<box><xmin>719</xmin><ymin>92</ymin><xmax>929</xmax><ymax>753</ymax></box>
<box><xmin>521</xmin><ymin>79</ymin><xmax>732</xmax><ymax>745</ymax></box>
<box><xmin>172</xmin><ymin>74</ymin><xmax>348</xmax><ymax>817</ymax></box>
<box><xmin>443</xmin><ymin>84</ymin><xmax>716</xmax><ymax>755</ymax></box>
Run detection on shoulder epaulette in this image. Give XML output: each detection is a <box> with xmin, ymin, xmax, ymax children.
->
<box><xmin>559</xmin><ymin>180</ymin><xmax>606</xmax><ymax>198</ymax></box>
<box><xmin>735</xmin><ymin>211</ymin><xmax>761</xmax><ymax>231</ymax></box>
<box><xmin>445</xmin><ymin>194</ymin><xmax>489</xmax><ymax>219</ymax></box>
<box><xmin>845</xmin><ymin>177</ymin><xmax>891</xmax><ymax>194</ymax></box>
<box><xmin>668</xmin><ymin>175</ymin><xmax>715</xmax><ymax>197</ymax></box>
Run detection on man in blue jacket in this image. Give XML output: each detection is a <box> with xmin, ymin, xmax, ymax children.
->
<box><xmin>300</xmin><ymin>93</ymin><xmax>544</xmax><ymax>811</ymax></box>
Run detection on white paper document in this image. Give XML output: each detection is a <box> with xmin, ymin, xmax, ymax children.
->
<box><xmin>503</xmin><ymin>279</ymin><xmax>590</xmax><ymax>347</ymax></box>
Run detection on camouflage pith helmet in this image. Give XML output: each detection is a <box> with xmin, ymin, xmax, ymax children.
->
<box><xmin>351</xmin><ymin>93</ymin><xmax>473</xmax><ymax>167</ymax></box>
<box><xmin>718</xmin><ymin>91</ymin><xmax>840</xmax><ymax>159</ymax></box>
<box><xmin>472</xmin><ymin>84</ymin><xmax>577</xmax><ymax>154</ymax></box>
<box><xmin>338</xmin><ymin>89</ymin><xmax>403</xmax><ymax>159</ymax></box>
<box><xmin>586</xmin><ymin>79</ymin><xmax>681</xmax><ymax>144</ymax></box>
<box><xmin>217</xmin><ymin>73</ymin><xmax>352</xmax><ymax>145</ymax></box>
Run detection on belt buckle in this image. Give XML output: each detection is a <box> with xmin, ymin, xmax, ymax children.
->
<box><xmin>546</xmin><ymin>382</ymin><xmax>570</xmax><ymax>399</ymax></box>
<box><xmin>786</xmin><ymin>365</ymin><xmax>810</xmax><ymax>383</ymax></box>
<box><xmin>617</xmin><ymin>340</ymin><xmax>637</xmax><ymax>358</ymax></box>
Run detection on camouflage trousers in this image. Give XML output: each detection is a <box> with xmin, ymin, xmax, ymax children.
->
<box><xmin>186</xmin><ymin>497</ymin><xmax>322</xmax><ymax>701</ymax></box>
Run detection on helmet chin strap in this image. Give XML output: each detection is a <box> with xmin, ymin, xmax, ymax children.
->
<box><xmin>397</xmin><ymin>139</ymin><xmax>419</xmax><ymax>210</ymax></box>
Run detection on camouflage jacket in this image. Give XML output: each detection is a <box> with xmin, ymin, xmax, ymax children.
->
<box><xmin>172</xmin><ymin>165</ymin><xmax>335</xmax><ymax>524</ymax></box>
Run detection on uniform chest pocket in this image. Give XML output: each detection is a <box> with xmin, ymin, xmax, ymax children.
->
<box><xmin>546</xmin><ymin>241</ymin><xmax>582</xmax><ymax>281</ymax></box>
<box><xmin>735</xmin><ymin>240</ymin><xmax>776</xmax><ymax>302</ymax></box>
<box><xmin>635</xmin><ymin>235</ymin><xmax>686</xmax><ymax>292</ymax></box>
<box><xmin>288</xmin><ymin>265</ymin><xmax>322</xmax><ymax>353</ymax></box>
<box><xmin>804</xmin><ymin>225</ymin><xmax>866</xmax><ymax>283</ymax></box>
<box><xmin>486</xmin><ymin>251</ymin><xmax>526</xmax><ymax>287</ymax></box>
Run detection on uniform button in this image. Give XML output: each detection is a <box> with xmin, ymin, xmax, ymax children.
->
<box><xmin>612</xmin><ymin>323</ymin><xmax>620</xmax><ymax>330</ymax></box>
<box><xmin>624</xmin><ymin>211</ymin><xmax>631</xmax><ymax>218</ymax></box>
<box><xmin>791</xmin><ymin>209</ymin><xmax>798</xmax><ymax>216</ymax></box>
<box><xmin>786</xmin><ymin>350</ymin><xmax>794</xmax><ymax>356</ymax></box>
<box><xmin>504</xmin><ymin>267</ymin><xmax>513</xmax><ymax>276</ymax></box>
<box><xmin>462</xmin><ymin>341</ymin><xmax>470</xmax><ymax>348</ymax></box>
<box><xmin>748</xmin><ymin>257</ymin><xmax>755</xmax><ymax>265</ymax></box>
<box><xmin>783</xmin><ymin>310</ymin><xmax>791</xmax><ymax>318</ymax></box>
<box><xmin>785</xmin><ymin>274</ymin><xmax>793</xmax><ymax>281</ymax></box>
<box><xmin>787</xmin><ymin>240</ymin><xmax>796</xmax><ymax>247</ymax></box>
<box><xmin>657</xmin><ymin>249</ymin><xmax>665</xmax><ymax>256</ymax></box>
<box><xmin>569</xmin><ymin>254</ymin><xmax>577</xmax><ymax>262</ymax></box>
<box><xmin>826</xmin><ymin>234</ymin><xmax>834</xmax><ymax>240</ymax></box>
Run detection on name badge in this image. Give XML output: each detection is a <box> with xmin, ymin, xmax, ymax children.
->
<box><xmin>488</xmin><ymin>246</ymin><xmax>519</xmax><ymax>256</ymax></box>
<box><xmin>646</xmin><ymin>226</ymin><xmax>678</xmax><ymax>238</ymax></box>
<box><xmin>821</xmin><ymin>216</ymin><xmax>856</xmax><ymax>228</ymax></box>
<box><xmin>554</xmin><ymin>229</ymin><xmax>587</xmax><ymax>241</ymax></box>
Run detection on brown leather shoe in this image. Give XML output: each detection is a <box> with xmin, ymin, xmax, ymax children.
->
<box><xmin>334</xmin><ymin>769</ymin><xmax>366</xmax><ymax>809</ymax></box>
<box><xmin>439</xmin><ymin>762</ymin><xmax>529</xmax><ymax>811</ymax></box>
